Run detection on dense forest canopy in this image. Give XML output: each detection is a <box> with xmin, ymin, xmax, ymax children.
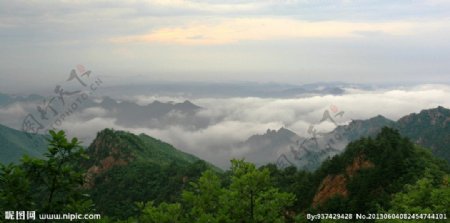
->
<box><xmin>1</xmin><ymin>128</ymin><xmax>449</xmax><ymax>222</ymax></box>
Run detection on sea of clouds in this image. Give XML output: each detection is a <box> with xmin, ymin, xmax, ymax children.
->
<box><xmin>1</xmin><ymin>84</ymin><xmax>450</xmax><ymax>168</ymax></box>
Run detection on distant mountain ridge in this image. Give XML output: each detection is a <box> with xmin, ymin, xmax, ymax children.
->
<box><xmin>91</xmin><ymin>97</ymin><xmax>204</xmax><ymax>129</ymax></box>
<box><xmin>0</xmin><ymin>124</ymin><xmax>48</xmax><ymax>164</ymax></box>
<box><xmin>237</xmin><ymin>127</ymin><xmax>300</xmax><ymax>166</ymax></box>
<box><xmin>0</xmin><ymin>92</ymin><xmax>205</xmax><ymax>131</ymax></box>
<box><xmin>396</xmin><ymin>106</ymin><xmax>450</xmax><ymax>163</ymax></box>
<box><xmin>99</xmin><ymin>82</ymin><xmax>356</xmax><ymax>98</ymax></box>
<box><xmin>242</xmin><ymin>106</ymin><xmax>450</xmax><ymax>170</ymax></box>
<box><xmin>0</xmin><ymin>92</ymin><xmax>44</xmax><ymax>106</ymax></box>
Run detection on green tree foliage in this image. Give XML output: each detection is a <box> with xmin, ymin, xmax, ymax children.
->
<box><xmin>134</xmin><ymin>159</ymin><xmax>295</xmax><ymax>222</ymax></box>
<box><xmin>312</xmin><ymin>128</ymin><xmax>448</xmax><ymax>214</ymax></box>
<box><xmin>264</xmin><ymin>164</ymin><xmax>315</xmax><ymax>211</ymax></box>
<box><xmin>377</xmin><ymin>173</ymin><xmax>449</xmax><ymax>223</ymax></box>
<box><xmin>90</xmin><ymin>160</ymin><xmax>210</xmax><ymax>220</ymax></box>
<box><xmin>136</xmin><ymin>201</ymin><xmax>183</xmax><ymax>223</ymax></box>
<box><xmin>262</xmin><ymin>128</ymin><xmax>449</xmax><ymax>222</ymax></box>
<box><xmin>220</xmin><ymin>159</ymin><xmax>295</xmax><ymax>222</ymax></box>
<box><xmin>182</xmin><ymin>170</ymin><xmax>223</xmax><ymax>221</ymax></box>
<box><xmin>2</xmin><ymin>127</ymin><xmax>449</xmax><ymax>222</ymax></box>
<box><xmin>83</xmin><ymin>129</ymin><xmax>216</xmax><ymax>220</ymax></box>
<box><xmin>0</xmin><ymin>163</ymin><xmax>34</xmax><ymax>211</ymax></box>
<box><xmin>0</xmin><ymin>130</ymin><xmax>93</xmax><ymax>220</ymax></box>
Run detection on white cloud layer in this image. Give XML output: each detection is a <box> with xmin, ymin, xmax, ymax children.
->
<box><xmin>34</xmin><ymin>84</ymin><xmax>450</xmax><ymax>168</ymax></box>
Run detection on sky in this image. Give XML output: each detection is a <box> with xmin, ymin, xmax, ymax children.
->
<box><xmin>1</xmin><ymin>0</ymin><xmax>450</xmax><ymax>92</ymax></box>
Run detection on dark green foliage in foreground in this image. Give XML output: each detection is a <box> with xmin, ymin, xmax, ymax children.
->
<box><xmin>131</xmin><ymin>159</ymin><xmax>295</xmax><ymax>223</ymax></box>
<box><xmin>1</xmin><ymin>127</ymin><xmax>449</xmax><ymax>223</ymax></box>
<box><xmin>0</xmin><ymin>130</ymin><xmax>93</xmax><ymax>221</ymax></box>
<box><xmin>90</xmin><ymin>160</ymin><xmax>210</xmax><ymax>219</ymax></box>
<box><xmin>316</xmin><ymin>128</ymin><xmax>447</xmax><ymax>214</ymax></box>
<box><xmin>377</xmin><ymin>173</ymin><xmax>450</xmax><ymax>223</ymax></box>
<box><xmin>264</xmin><ymin>128</ymin><xmax>449</xmax><ymax>222</ymax></box>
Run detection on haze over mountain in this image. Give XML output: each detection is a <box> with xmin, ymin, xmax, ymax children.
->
<box><xmin>0</xmin><ymin>124</ymin><xmax>48</xmax><ymax>164</ymax></box>
<box><xmin>240</xmin><ymin>107</ymin><xmax>450</xmax><ymax>170</ymax></box>
<box><xmin>1</xmin><ymin>84</ymin><xmax>450</xmax><ymax>168</ymax></box>
<box><xmin>99</xmin><ymin>82</ymin><xmax>352</xmax><ymax>99</ymax></box>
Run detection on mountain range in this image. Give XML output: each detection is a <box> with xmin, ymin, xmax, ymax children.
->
<box><xmin>83</xmin><ymin>125</ymin><xmax>450</xmax><ymax>220</ymax></box>
<box><xmin>0</xmin><ymin>124</ymin><xmax>48</xmax><ymax>164</ymax></box>
<box><xmin>99</xmin><ymin>82</ymin><xmax>359</xmax><ymax>98</ymax></box>
<box><xmin>96</xmin><ymin>97</ymin><xmax>204</xmax><ymax>129</ymax></box>
<box><xmin>0</xmin><ymin>92</ymin><xmax>44</xmax><ymax>106</ymax></box>
<box><xmin>1</xmin><ymin>106</ymin><xmax>449</xmax><ymax>220</ymax></box>
<box><xmin>267</xmin><ymin>127</ymin><xmax>449</xmax><ymax>215</ymax></box>
<box><xmin>241</xmin><ymin>106</ymin><xmax>450</xmax><ymax>170</ymax></box>
<box><xmin>81</xmin><ymin>129</ymin><xmax>217</xmax><ymax>219</ymax></box>
<box><xmin>0</xmin><ymin>93</ymin><xmax>205</xmax><ymax>140</ymax></box>
<box><xmin>2</xmin><ymin>106</ymin><xmax>449</xmax><ymax>170</ymax></box>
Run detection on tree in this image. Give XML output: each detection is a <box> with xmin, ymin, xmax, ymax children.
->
<box><xmin>0</xmin><ymin>163</ymin><xmax>34</xmax><ymax>211</ymax></box>
<box><xmin>377</xmin><ymin>173</ymin><xmax>449</xmax><ymax>223</ymax></box>
<box><xmin>136</xmin><ymin>201</ymin><xmax>183</xmax><ymax>223</ymax></box>
<box><xmin>0</xmin><ymin>130</ymin><xmax>93</xmax><ymax>221</ymax></box>
<box><xmin>182</xmin><ymin>170</ymin><xmax>223</xmax><ymax>221</ymax></box>
<box><xmin>135</xmin><ymin>159</ymin><xmax>295</xmax><ymax>222</ymax></box>
<box><xmin>219</xmin><ymin>159</ymin><xmax>295</xmax><ymax>222</ymax></box>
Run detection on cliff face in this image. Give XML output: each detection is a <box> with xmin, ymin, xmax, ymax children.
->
<box><xmin>81</xmin><ymin>129</ymin><xmax>215</xmax><ymax>220</ymax></box>
<box><xmin>83</xmin><ymin>130</ymin><xmax>134</xmax><ymax>188</ymax></box>
<box><xmin>82</xmin><ymin>128</ymin><xmax>219</xmax><ymax>189</ymax></box>
<box><xmin>312</xmin><ymin>155</ymin><xmax>374</xmax><ymax>207</ymax></box>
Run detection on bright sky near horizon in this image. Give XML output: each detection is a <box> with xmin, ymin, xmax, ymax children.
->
<box><xmin>1</xmin><ymin>0</ymin><xmax>450</xmax><ymax>91</ymax></box>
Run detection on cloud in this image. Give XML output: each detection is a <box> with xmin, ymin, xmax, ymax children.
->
<box><xmin>148</xmin><ymin>0</ymin><xmax>267</xmax><ymax>14</ymax></box>
<box><xmin>2</xmin><ymin>84</ymin><xmax>450</xmax><ymax>168</ymax></box>
<box><xmin>1</xmin><ymin>1</ymin><xmax>450</xmax><ymax>87</ymax></box>
<box><xmin>144</xmin><ymin>85</ymin><xmax>450</xmax><ymax>167</ymax></box>
<box><xmin>0</xmin><ymin>103</ymin><xmax>30</xmax><ymax>128</ymax></box>
<box><xmin>53</xmin><ymin>84</ymin><xmax>450</xmax><ymax>168</ymax></box>
<box><xmin>110</xmin><ymin>18</ymin><xmax>430</xmax><ymax>45</ymax></box>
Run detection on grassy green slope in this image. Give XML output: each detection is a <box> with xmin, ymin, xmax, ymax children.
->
<box><xmin>84</xmin><ymin>129</ymin><xmax>221</xmax><ymax>219</ymax></box>
<box><xmin>0</xmin><ymin>124</ymin><xmax>48</xmax><ymax>164</ymax></box>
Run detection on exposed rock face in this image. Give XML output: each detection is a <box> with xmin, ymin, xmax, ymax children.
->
<box><xmin>313</xmin><ymin>174</ymin><xmax>348</xmax><ymax>206</ymax></box>
<box><xmin>345</xmin><ymin>155</ymin><xmax>374</xmax><ymax>176</ymax></box>
<box><xmin>312</xmin><ymin>155</ymin><xmax>374</xmax><ymax>207</ymax></box>
<box><xmin>81</xmin><ymin>128</ymin><xmax>208</xmax><ymax>188</ymax></box>
<box><xmin>84</xmin><ymin>154</ymin><xmax>130</xmax><ymax>188</ymax></box>
<box><xmin>83</xmin><ymin>130</ymin><xmax>134</xmax><ymax>188</ymax></box>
